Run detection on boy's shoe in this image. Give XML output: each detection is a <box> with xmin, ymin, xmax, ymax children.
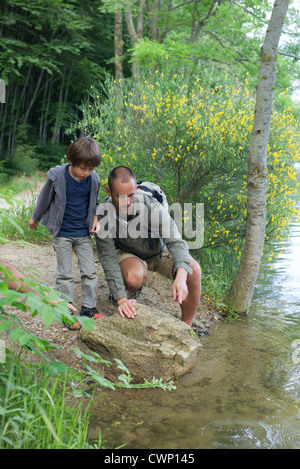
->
<box><xmin>80</xmin><ymin>306</ymin><xmax>103</xmax><ymax>320</ymax></box>
<box><xmin>62</xmin><ymin>308</ymin><xmax>82</xmax><ymax>331</ymax></box>
<box><xmin>63</xmin><ymin>307</ymin><xmax>103</xmax><ymax>332</ymax></box>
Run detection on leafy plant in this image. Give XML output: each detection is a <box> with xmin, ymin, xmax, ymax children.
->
<box><xmin>70</xmin><ymin>348</ymin><xmax>176</xmax><ymax>394</ymax></box>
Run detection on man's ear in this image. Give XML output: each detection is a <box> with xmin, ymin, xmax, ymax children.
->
<box><xmin>106</xmin><ymin>186</ymin><xmax>111</xmax><ymax>196</ymax></box>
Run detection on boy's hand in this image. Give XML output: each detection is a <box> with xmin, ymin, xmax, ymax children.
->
<box><xmin>28</xmin><ymin>217</ymin><xmax>38</xmax><ymax>231</ymax></box>
<box><xmin>90</xmin><ymin>215</ymin><xmax>100</xmax><ymax>234</ymax></box>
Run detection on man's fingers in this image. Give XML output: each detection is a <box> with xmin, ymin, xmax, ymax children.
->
<box><xmin>118</xmin><ymin>299</ymin><xmax>137</xmax><ymax>318</ymax></box>
<box><xmin>172</xmin><ymin>284</ymin><xmax>177</xmax><ymax>301</ymax></box>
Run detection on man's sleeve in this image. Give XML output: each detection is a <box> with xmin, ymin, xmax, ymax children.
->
<box><xmin>95</xmin><ymin>203</ymin><xmax>127</xmax><ymax>301</ymax></box>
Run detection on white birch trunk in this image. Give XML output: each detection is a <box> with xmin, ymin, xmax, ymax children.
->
<box><xmin>226</xmin><ymin>0</ymin><xmax>290</xmax><ymax>312</ymax></box>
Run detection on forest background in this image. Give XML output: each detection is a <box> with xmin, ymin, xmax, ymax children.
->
<box><xmin>0</xmin><ymin>0</ymin><xmax>300</xmax><ymax>450</ymax></box>
<box><xmin>1</xmin><ymin>0</ymin><xmax>300</xmax><ymax>303</ymax></box>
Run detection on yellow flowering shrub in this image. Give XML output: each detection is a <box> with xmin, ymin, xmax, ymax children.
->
<box><xmin>76</xmin><ymin>73</ymin><xmax>300</xmax><ymax>290</ymax></box>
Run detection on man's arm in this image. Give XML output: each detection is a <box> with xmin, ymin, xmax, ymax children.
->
<box><xmin>95</xmin><ymin>234</ymin><xmax>127</xmax><ymax>301</ymax></box>
<box><xmin>154</xmin><ymin>203</ymin><xmax>192</xmax><ymax>303</ymax></box>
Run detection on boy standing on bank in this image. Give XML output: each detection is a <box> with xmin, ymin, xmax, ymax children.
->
<box><xmin>29</xmin><ymin>137</ymin><xmax>102</xmax><ymax>330</ymax></box>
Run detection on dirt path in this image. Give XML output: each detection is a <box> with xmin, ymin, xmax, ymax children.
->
<box><xmin>0</xmin><ymin>240</ymin><xmax>222</xmax><ymax>368</ymax></box>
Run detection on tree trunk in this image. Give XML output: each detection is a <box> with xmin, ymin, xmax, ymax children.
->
<box><xmin>149</xmin><ymin>0</ymin><xmax>161</xmax><ymax>41</ymax></box>
<box><xmin>114</xmin><ymin>9</ymin><xmax>123</xmax><ymax>82</ymax></box>
<box><xmin>52</xmin><ymin>69</ymin><xmax>65</xmax><ymax>144</ymax></box>
<box><xmin>225</xmin><ymin>0</ymin><xmax>290</xmax><ymax>313</ymax></box>
<box><xmin>114</xmin><ymin>8</ymin><xmax>123</xmax><ymax>121</ymax></box>
<box><xmin>124</xmin><ymin>0</ymin><xmax>146</xmax><ymax>80</ymax></box>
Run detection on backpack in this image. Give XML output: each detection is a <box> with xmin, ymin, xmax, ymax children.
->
<box><xmin>136</xmin><ymin>180</ymin><xmax>169</xmax><ymax>210</ymax></box>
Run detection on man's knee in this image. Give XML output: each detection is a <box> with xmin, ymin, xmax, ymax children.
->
<box><xmin>189</xmin><ymin>258</ymin><xmax>201</xmax><ymax>285</ymax></box>
<box><xmin>120</xmin><ymin>259</ymin><xmax>147</xmax><ymax>291</ymax></box>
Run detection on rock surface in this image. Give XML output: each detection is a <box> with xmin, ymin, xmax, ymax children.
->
<box><xmin>79</xmin><ymin>304</ymin><xmax>202</xmax><ymax>383</ymax></box>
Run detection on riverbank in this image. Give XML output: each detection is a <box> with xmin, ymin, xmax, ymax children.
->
<box><xmin>0</xmin><ymin>241</ymin><xmax>223</xmax><ymax>370</ymax></box>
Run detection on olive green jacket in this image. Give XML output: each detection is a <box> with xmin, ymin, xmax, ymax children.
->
<box><xmin>95</xmin><ymin>194</ymin><xmax>192</xmax><ymax>301</ymax></box>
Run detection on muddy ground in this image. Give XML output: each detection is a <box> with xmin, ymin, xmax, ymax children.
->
<box><xmin>0</xmin><ymin>239</ymin><xmax>222</xmax><ymax>370</ymax></box>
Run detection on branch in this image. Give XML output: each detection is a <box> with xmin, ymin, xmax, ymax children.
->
<box><xmin>278</xmin><ymin>51</ymin><xmax>300</xmax><ymax>61</ymax></box>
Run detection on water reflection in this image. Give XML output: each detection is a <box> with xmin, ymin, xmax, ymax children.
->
<box><xmin>89</xmin><ymin>194</ymin><xmax>300</xmax><ymax>449</ymax></box>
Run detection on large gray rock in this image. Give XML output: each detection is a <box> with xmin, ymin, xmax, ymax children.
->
<box><xmin>79</xmin><ymin>304</ymin><xmax>202</xmax><ymax>383</ymax></box>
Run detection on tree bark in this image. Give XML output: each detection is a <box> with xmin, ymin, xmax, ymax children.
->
<box><xmin>225</xmin><ymin>0</ymin><xmax>290</xmax><ymax>313</ymax></box>
<box><xmin>124</xmin><ymin>0</ymin><xmax>146</xmax><ymax>80</ymax></box>
<box><xmin>114</xmin><ymin>9</ymin><xmax>123</xmax><ymax>83</ymax></box>
<box><xmin>114</xmin><ymin>9</ymin><xmax>124</xmax><ymax>121</ymax></box>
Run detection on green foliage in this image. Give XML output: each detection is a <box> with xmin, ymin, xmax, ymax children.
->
<box><xmin>0</xmin><ymin>268</ymin><xmax>96</xmax><ymax>352</ymax></box>
<box><xmin>0</xmin><ymin>357</ymin><xmax>99</xmax><ymax>449</ymax></box>
<box><xmin>71</xmin><ymin>348</ymin><xmax>177</xmax><ymax>393</ymax></box>
<box><xmin>0</xmin><ymin>196</ymin><xmax>52</xmax><ymax>244</ymax></box>
<box><xmin>0</xmin><ymin>0</ymin><xmax>115</xmax><ymax>161</ymax></box>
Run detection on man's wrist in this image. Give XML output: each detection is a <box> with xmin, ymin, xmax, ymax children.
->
<box><xmin>117</xmin><ymin>296</ymin><xmax>128</xmax><ymax>306</ymax></box>
<box><xmin>175</xmin><ymin>267</ymin><xmax>188</xmax><ymax>281</ymax></box>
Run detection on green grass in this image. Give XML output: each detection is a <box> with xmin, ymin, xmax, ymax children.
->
<box><xmin>0</xmin><ymin>174</ymin><xmax>51</xmax><ymax>244</ymax></box>
<box><xmin>0</xmin><ymin>356</ymin><xmax>101</xmax><ymax>449</ymax></box>
<box><xmin>0</xmin><ymin>196</ymin><xmax>52</xmax><ymax>244</ymax></box>
<box><xmin>0</xmin><ymin>173</ymin><xmax>45</xmax><ymax>198</ymax></box>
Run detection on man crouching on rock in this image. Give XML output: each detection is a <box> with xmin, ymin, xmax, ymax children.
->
<box><xmin>95</xmin><ymin>166</ymin><xmax>201</xmax><ymax>327</ymax></box>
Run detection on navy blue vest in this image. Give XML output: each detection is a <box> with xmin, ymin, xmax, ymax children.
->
<box><xmin>58</xmin><ymin>165</ymin><xmax>90</xmax><ymax>237</ymax></box>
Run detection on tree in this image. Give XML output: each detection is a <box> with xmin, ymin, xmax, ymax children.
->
<box><xmin>225</xmin><ymin>0</ymin><xmax>291</xmax><ymax>313</ymax></box>
<box><xmin>0</xmin><ymin>0</ymin><xmax>114</xmax><ymax>155</ymax></box>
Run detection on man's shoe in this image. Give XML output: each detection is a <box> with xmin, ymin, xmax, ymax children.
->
<box><xmin>108</xmin><ymin>290</ymin><xmax>117</xmax><ymax>305</ymax></box>
<box><xmin>127</xmin><ymin>287</ymin><xmax>143</xmax><ymax>300</ymax></box>
<box><xmin>109</xmin><ymin>287</ymin><xmax>142</xmax><ymax>304</ymax></box>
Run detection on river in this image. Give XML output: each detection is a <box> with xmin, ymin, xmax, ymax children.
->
<box><xmin>89</xmin><ymin>191</ymin><xmax>300</xmax><ymax>450</ymax></box>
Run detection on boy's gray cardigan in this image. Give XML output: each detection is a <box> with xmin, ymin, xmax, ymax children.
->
<box><xmin>32</xmin><ymin>164</ymin><xmax>100</xmax><ymax>237</ymax></box>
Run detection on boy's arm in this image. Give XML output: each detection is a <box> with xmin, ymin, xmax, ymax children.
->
<box><xmin>29</xmin><ymin>178</ymin><xmax>54</xmax><ymax>229</ymax></box>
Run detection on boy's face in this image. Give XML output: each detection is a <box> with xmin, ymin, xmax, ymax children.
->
<box><xmin>69</xmin><ymin>163</ymin><xmax>94</xmax><ymax>182</ymax></box>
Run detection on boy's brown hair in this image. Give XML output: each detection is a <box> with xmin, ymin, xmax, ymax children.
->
<box><xmin>67</xmin><ymin>137</ymin><xmax>101</xmax><ymax>167</ymax></box>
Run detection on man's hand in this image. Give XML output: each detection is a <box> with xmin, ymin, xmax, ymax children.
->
<box><xmin>90</xmin><ymin>215</ymin><xmax>100</xmax><ymax>234</ymax></box>
<box><xmin>172</xmin><ymin>267</ymin><xmax>188</xmax><ymax>304</ymax></box>
<box><xmin>116</xmin><ymin>297</ymin><xmax>137</xmax><ymax>319</ymax></box>
<box><xmin>28</xmin><ymin>217</ymin><xmax>38</xmax><ymax>231</ymax></box>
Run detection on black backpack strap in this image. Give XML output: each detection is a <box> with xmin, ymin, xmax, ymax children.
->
<box><xmin>137</xmin><ymin>182</ymin><xmax>164</xmax><ymax>204</ymax></box>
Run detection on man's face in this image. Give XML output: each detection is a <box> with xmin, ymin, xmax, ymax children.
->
<box><xmin>107</xmin><ymin>177</ymin><xmax>137</xmax><ymax>219</ymax></box>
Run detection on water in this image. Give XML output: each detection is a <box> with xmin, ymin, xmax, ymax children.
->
<box><xmin>89</xmin><ymin>197</ymin><xmax>300</xmax><ymax>450</ymax></box>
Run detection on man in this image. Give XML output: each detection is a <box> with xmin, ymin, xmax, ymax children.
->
<box><xmin>96</xmin><ymin>166</ymin><xmax>201</xmax><ymax>326</ymax></box>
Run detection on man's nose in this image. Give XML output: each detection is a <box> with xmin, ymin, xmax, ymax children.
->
<box><xmin>119</xmin><ymin>195</ymin><xmax>130</xmax><ymax>206</ymax></box>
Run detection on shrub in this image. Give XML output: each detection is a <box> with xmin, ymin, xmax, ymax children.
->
<box><xmin>72</xmin><ymin>72</ymin><xmax>300</xmax><ymax>293</ymax></box>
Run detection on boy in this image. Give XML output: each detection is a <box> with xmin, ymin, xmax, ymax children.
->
<box><xmin>29</xmin><ymin>137</ymin><xmax>102</xmax><ymax>330</ymax></box>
